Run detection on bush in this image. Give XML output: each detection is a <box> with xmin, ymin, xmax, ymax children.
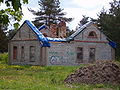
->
<box><xmin>0</xmin><ymin>53</ymin><xmax>8</xmax><ymax>64</ymax></box>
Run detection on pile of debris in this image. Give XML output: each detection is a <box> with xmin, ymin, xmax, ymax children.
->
<box><xmin>64</xmin><ymin>61</ymin><xmax>120</xmax><ymax>85</ymax></box>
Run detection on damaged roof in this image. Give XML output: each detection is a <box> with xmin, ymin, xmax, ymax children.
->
<box><xmin>25</xmin><ymin>20</ymin><xmax>50</xmax><ymax>47</ymax></box>
<box><xmin>20</xmin><ymin>20</ymin><xmax>117</xmax><ymax>48</ymax></box>
<box><xmin>67</xmin><ymin>21</ymin><xmax>93</xmax><ymax>41</ymax></box>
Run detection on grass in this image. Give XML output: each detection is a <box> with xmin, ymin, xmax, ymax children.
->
<box><xmin>0</xmin><ymin>53</ymin><xmax>120</xmax><ymax>90</ymax></box>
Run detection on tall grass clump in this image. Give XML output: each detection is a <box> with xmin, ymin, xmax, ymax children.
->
<box><xmin>0</xmin><ymin>53</ymin><xmax>8</xmax><ymax>64</ymax></box>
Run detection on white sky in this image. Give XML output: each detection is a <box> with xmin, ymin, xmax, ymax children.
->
<box><xmin>0</xmin><ymin>0</ymin><xmax>114</xmax><ymax>30</ymax></box>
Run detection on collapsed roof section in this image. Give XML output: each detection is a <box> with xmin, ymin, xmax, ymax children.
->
<box><xmin>25</xmin><ymin>20</ymin><xmax>116</xmax><ymax>48</ymax></box>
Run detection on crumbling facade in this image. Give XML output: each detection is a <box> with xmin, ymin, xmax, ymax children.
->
<box><xmin>40</xmin><ymin>21</ymin><xmax>67</xmax><ymax>38</ymax></box>
<box><xmin>8</xmin><ymin>20</ymin><xmax>116</xmax><ymax>66</ymax></box>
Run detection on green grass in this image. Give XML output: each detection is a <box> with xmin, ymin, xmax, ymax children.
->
<box><xmin>0</xmin><ymin>53</ymin><xmax>120</xmax><ymax>90</ymax></box>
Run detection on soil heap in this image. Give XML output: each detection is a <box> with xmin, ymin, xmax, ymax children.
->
<box><xmin>64</xmin><ymin>61</ymin><xmax>120</xmax><ymax>85</ymax></box>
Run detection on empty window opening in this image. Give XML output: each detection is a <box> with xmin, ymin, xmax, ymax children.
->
<box><xmin>13</xmin><ymin>46</ymin><xmax>17</xmax><ymax>60</ymax></box>
<box><xmin>21</xmin><ymin>46</ymin><xmax>25</xmax><ymax>61</ymax></box>
<box><xmin>76</xmin><ymin>47</ymin><xmax>83</xmax><ymax>63</ymax></box>
<box><xmin>89</xmin><ymin>48</ymin><xmax>95</xmax><ymax>63</ymax></box>
<box><xmin>30</xmin><ymin>46</ymin><xmax>35</xmax><ymax>62</ymax></box>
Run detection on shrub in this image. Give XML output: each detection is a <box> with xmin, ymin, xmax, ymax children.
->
<box><xmin>0</xmin><ymin>53</ymin><xmax>8</xmax><ymax>64</ymax></box>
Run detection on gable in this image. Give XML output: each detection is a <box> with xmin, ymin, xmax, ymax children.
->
<box><xmin>12</xmin><ymin>23</ymin><xmax>37</xmax><ymax>40</ymax></box>
<box><xmin>40</xmin><ymin>28</ymin><xmax>52</xmax><ymax>37</ymax></box>
<box><xmin>11</xmin><ymin>20</ymin><xmax>50</xmax><ymax>47</ymax></box>
<box><xmin>74</xmin><ymin>24</ymin><xmax>108</xmax><ymax>42</ymax></box>
<box><xmin>10</xmin><ymin>20</ymin><xmax>116</xmax><ymax>48</ymax></box>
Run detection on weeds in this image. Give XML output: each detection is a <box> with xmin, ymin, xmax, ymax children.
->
<box><xmin>0</xmin><ymin>53</ymin><xmax>8</xmax><ymax>64</ymax></box>
<box><xmin>0</xmin><ymin>53</ymin><xmax>120</xmax><ymax>90</ymax></box>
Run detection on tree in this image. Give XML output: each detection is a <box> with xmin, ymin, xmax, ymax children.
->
<box><xmin>29</xmin><ymin>0</ymin><xmax>73</xmax><ymax>27</ymax></box>
<box><xmin>0</xmin><ymin>8</ymin><xmax>22</xmax><ymax>29</ymax></box>
<box><xmin>0</xmin><ymin>25</ymin><xmax>8</xmax><ymax>52</ymax></box>
<box><xmin>0</xmin><ymin>0</ymin><xmax>28</xmax><ymax>52</ymax></box>
<box><xmin>0</xmin><ymin>0</ymin><xmax>28</xmax><ymax>11</ymax></box>
<box><xmin>0</xmin><ymin>0</ymin><xmax>28</xmax><ymax>29</ymax></box>
<box><xmin>97</xmin><ymin>0</ymin><xmax>120</xmax><ymax>59</ymax></box>
<box><xmin>66</xmin><ymin>26</ymin><xmax>75</xmax><ymax>37</ymax></box>
<box><xmin>78</xmin><ymin>15</ymin><xmax>89</xmax><ymax>27</ymax></box>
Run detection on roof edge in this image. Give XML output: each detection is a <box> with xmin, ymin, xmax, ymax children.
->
<box><xmin>67</xmin><ymin>21</ymin><xmax>93</xmax><ymax>41</ymax></box>
<box><xmin>24</xmin><ymin>20</ymin><xmax>50</xmax><ymax>47</ymax></box>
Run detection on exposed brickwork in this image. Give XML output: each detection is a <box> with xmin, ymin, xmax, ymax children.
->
<box><xmin>9</xmin><ymin>21</ymin><xmax>115</xmax><ymax>66</ymax></box>
<box><xmin>50</xmin><ymin>24</ymin><xmax>58</xmax><ymax>37</ymax></box>
<box><xmin>41</xmin><ymin>21</ymin><xmax>67</xmax><ymax>38</ymax></box>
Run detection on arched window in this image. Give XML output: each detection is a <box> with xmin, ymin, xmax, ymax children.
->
<box><xmin>88</xmin><ymin>31</ymin><xmax>97</xmax><ymax>38</ymax></box>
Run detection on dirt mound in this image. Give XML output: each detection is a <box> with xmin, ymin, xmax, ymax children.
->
<box><xmin>64</xmin><ymin>61</ymin><xmax>120</xmax><ymax>85</ymax></box>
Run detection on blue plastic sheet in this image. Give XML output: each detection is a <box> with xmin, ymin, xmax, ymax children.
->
<box><xmin>47</xmin><ymin>37</ymin><xmax>67</xmax><ymax>42</ymax></box>
<box><xmin>25</xmin><ymin>20</ymin><xmax>116</xmax><ymax>48</ymax></box>
<box><xmin>25</xmin><ymin>20</ymin><xmax>50</xmax><ymax>47</ymax></box>
<box><xmin>46</xmin><ymin>21</ymin><xmax>93</xmax><ymax>42</ymax></box>
<box><xmin>38</xmin><ymin>24</ymin><xmax>48</xmax><ymax>31</ymax></box>
<box><xmin>108</xmin><ymin>39</ymin><xmax>117</xmax><ymax>48</ymax></box>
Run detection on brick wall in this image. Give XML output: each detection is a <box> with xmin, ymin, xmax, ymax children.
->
<box><xmin>47</xmin><ymin>41</ymin><xmax>113</xmax><ymax>65</ymax></box>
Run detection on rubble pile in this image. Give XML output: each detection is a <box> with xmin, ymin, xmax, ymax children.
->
<box><xmin>64</xmin><ymin>61</ymin><xmax>120</xmax><ymax>85</ymax></box>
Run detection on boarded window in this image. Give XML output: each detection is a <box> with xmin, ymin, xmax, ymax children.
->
<box><xmin>30</xmin><ymin>46</ymin><xmax>35</xmax><ymax>62</ymax></box>
<box><xmin>21</xmin><ymin>46</ymin><xmax>24</xmax><ymax>61</ymax></box>
<box><xmin>89</xmin><ymin>48</ymin><xmax>95</xmax><ymax>63</ymax></box>
<box><xmin>76</xmin><ymin>47</ymin><xmax>83</xmax><ymax>63</ymax></box>
<box><xmin>13</xmin><ymin>46</ymin><xmax>17</xmax><ymax>60</ymax></box>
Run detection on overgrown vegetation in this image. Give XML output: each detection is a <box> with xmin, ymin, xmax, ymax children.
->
<box><xmin>97</xmin><ymin>0</ymin><xmax>120</xmax><ymax>59</ymax></box>
<box><xmin>0</xmin><ymin>53</ymin><xmax>120</xmax><ymax>90</ymax></box>
<box><xmin>0</xmin><ymin>53</ymin><xmax>8</xmax><ymax>64</ymax></box>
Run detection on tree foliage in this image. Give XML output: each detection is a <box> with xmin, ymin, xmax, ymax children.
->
<box><xmin>97</xmin><ymin>0</ymin><xmax>120</xmax><ymax>58</ymax></box>
<box><xmin>77</xmin><ymin>15</ymin><xmax>96</xmax><ymax>27</ymax></box>
<box><xmin>0</xmin><ymin>8</ymin><xmax>22</xmax><ymax>29</ymax></box>
<box><xmin>0</xmin><ymin>0</ymin><xmax>28</xmax><ymax>52</ymax></box>
<box><xmin>78</xmin><ymin>15</ymin><xmax>89</xmax><ymax>27</ymax></box>
<box><xmin>0</xmin><ymin>0</ymin><xmax>28</xmax><ymax>11</ymax></box>
<box><xmin>0</xmin><ymin>25</ymin><xmax>8</xmax><ymax>52</ymax></box>
<box><xmin>0</xmin><ymin>0</ymin><xmax>28</xmax><ymax>28</ymax></box>
<box><xmin>29</xmin><ymin>0</ymin><xmax>73</xmax><ymax>27</ymax></box>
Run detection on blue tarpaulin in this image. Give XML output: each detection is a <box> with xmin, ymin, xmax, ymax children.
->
<box><xmin>25</xmin><ymin>20</ymin><xmax>117</xmax><ymax>48</ymax></box>
<box><xmin>47</xmin><ymin>37</ymin><xmax>67</xmax><ymax>42</ymax></box>
<box><xmin>25</xmin><ymin>20</ymin><xmax>50</xmax><ymax>47</ymax></box>
<box><xmin>38</xmin><ymin>24</ymin><xmax>48</xmax><ymax>31</ymax></box>
<box><xmin>108</xmin><ymin>39</ymin><xmax>117</xmax><ymax>48</ymax></box>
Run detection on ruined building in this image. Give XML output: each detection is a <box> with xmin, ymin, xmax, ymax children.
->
<box><xmin>8</xmin><ymin>20</ymin><xmax>116</xmax><ymax>65</ymax></box>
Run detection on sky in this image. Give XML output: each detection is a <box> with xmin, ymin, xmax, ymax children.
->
<box><xmin>1</xmin><ymin>0</ymin><xmax>113</xmax><ymax>30</ymax></box>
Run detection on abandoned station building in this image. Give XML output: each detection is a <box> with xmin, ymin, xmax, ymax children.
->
<box><xmin>8</xmin><ymin>20</ymin><xmax>116</xmax><ymax>66</ymax></box>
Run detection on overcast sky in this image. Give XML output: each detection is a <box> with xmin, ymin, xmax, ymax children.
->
<box><xmin>21</xmin><ymin>0</ymin><xmax>113</xmax><ymax>30</ymax></box>
<box><xmin>0</xmin><ymin>0</ymin><xmax>114</xmax><ymax>30</ymax></box>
